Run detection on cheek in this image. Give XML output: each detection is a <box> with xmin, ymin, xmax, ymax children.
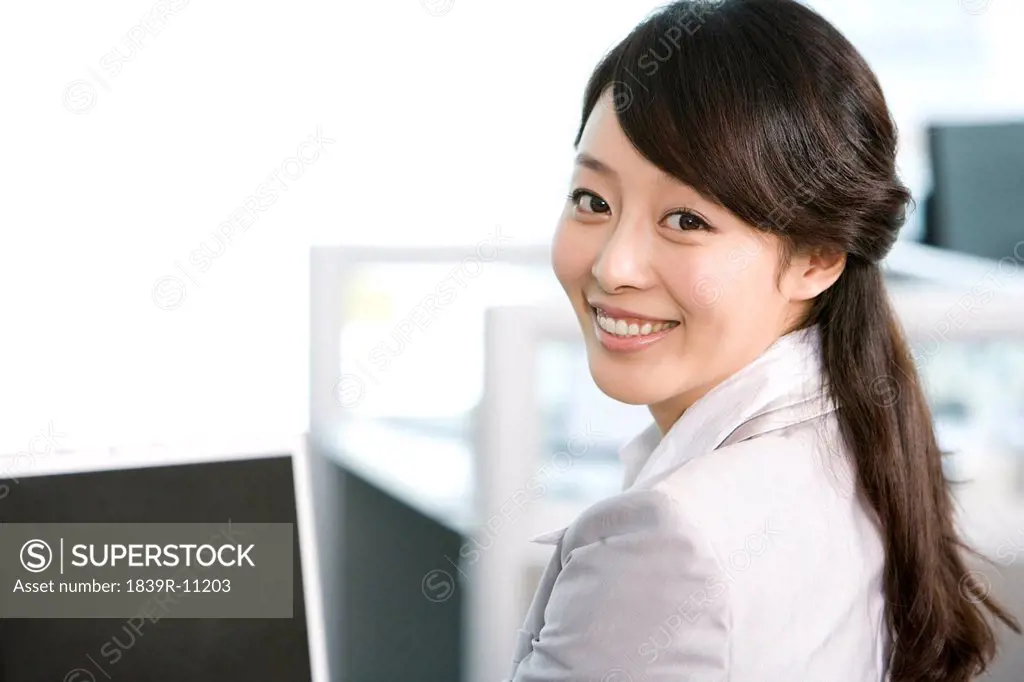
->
<box><xmin>551</xmin><ymin>220</ymin><xmax>593</xmax><ymax>289</ymax></box>
<box><xmin>657</xmin><ymin>250</ymin><xmax>729</xmax><ymax>313</ymax></box>
<box><xmin>713</xmin><ymin>241</ymin><xmax>787</xmax><ymax>320</ymax></box>
<box><xmin>659</xmin><ymin>236</ymin><xmax>780</xmax><ymax>316</ymax></box>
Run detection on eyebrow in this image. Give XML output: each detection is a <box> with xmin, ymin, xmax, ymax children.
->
<box><xmin>574</xmin><ymin>151</ymin><xmax>702</xmax><ymax>196</ymax></box>
<box><xmin>574</xmin><ymin>152</ymin><xmax>619</xmax><ymax>180</ymax></box>
<box><xmin>575</xmin><ymin>151</ymin><xmax>677</xmax><ymax>187</ymax></box>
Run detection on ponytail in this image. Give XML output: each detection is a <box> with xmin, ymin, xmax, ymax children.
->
<box><xmin>808</xmin><ymin>256</ymin><xmax>1020</xmax><ymax>681</ymax></box>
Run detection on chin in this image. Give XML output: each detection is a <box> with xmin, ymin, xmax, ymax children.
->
<box><xmin>586</xmin><ymin>354</ymin><xmax>673</xmax><ymax>406</ymax></box>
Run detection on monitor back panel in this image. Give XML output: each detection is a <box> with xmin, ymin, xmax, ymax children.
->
<box><xmin>928</xmin><ymin>121</ymin><xmax>1024</xmax><ymax>261</ymax></box>
<box><xmin>0</xmin><ymin>455</ymin><xmax>312</xmax><ymax>682</ymax></box>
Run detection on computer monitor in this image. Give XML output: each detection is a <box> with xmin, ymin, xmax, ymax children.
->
<box><xmin>0</xmin><ymin>436</ymin><xmax>330</xmax><ymax>682</ymax></box>
<box><xmin>925</xmin><ymin>120</ymin><xmax>1024</xmax><ymax>261</ymax></box>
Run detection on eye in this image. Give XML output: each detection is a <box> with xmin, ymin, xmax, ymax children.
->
<box><xmin>567</xmin><ymin>189</ymin><xmax>610</xmax><ymax>215</ymax></box>
<box><xmin>666</xmin><ymin>209</ymin><xmax>712</xmax><ymax>231</ymax></box>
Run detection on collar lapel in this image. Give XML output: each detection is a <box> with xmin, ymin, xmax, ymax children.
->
<box><xmin>619</xmin><ymin>421</ymin><xmax>663</xmax><ymax>490</ymax></box>
<box><xmin>625</xmin><ymin>325</ymin><xmax>835</xmax><ymax>490</ymax></box>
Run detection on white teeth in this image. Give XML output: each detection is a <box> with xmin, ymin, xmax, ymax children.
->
<box><xmin>595</xmin><ymin>310</ymin><xmax>677</xmax><ymax>338</ymax></box>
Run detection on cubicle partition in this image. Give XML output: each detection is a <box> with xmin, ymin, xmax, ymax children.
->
<box><xmin>309</xmin><ymin>241</ymin><xmax>1024</xmax><ymax>682</ymax></box>
<box><xmin>308</xmin><ymin>245</ymin><xmax>560</xmax><ymax>681</ymax></box>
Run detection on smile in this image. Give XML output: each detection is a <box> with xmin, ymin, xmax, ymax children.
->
<box><xmin>590</xmin><ymin>305</ymin><xmax>679</xmax><ymax>352</ymax></box>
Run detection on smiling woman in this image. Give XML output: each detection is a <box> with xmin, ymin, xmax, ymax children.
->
<box><xmin>552</xmin><ymin>100</ymin><xmax>834</xmax><ymax>432</ymax></box>
<box><xmin>506</xmin><ymin>1</ymin><xmax>1021</xmax><ymax>681</ymax></box>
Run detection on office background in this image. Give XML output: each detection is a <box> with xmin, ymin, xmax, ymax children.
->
<box><xmin>2</xmin><ymin>1</ymin><xmax>1023</xmax><ymax>680</ymax></box>
<box><xmin>2</xmin><ymin>0</ymin><xmax>1022</xmax><ymax>453</ymax></box>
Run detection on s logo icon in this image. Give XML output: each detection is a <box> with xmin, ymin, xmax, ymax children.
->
<box><xmin>20</xmin><ymin>539</ymin><xmax>52</xmax><ymax>573</ymax></box>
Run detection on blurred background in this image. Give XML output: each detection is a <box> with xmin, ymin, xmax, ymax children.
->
<box><xmin>3</xmin><ymin>1</ymin><xmax>1024</xmax><ymax>680</ymax></box>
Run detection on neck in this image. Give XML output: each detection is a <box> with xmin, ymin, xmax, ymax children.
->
<box><xmin>648</xmin><ymin>375</ymin><xmax>725</xmax><ymax>435</ymax></box>
<box><xmin>623</xmin><ymin>324</ymin><xmax>830</xmax><ymax>491</ymax></box>
<box><xmin>648</xmin><ymin>332</ymin><xmax>802</xmax><ymax>436</ymax></box>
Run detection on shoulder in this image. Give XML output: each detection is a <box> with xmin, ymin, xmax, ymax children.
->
<box><xmin>651</xmin><ymin>412</ymin><xmax>858</xmax><ymax>531</ymax></box>
<box><xmin>563</xmin><ymin>413</ymin><xmax>857</xmax><ymax>559</ymax></box>
<box><xmin>560</xmin><ymin>485</ymin><xmax>714</xmax><ymax>563</ymax></box>
<box><xmin>557</xmin><ymin>484</ymin><xmax>730</xmax><ymax>626</ymax></box>
<box><xmin>538</xmin><ymin>486</ymin><xmax>732</xmax><ymax>680</ymax></box>
<box><xmin>642</xmin><ymin>412</ymin><xmax>884</xmax><ymax>605</ymax></box>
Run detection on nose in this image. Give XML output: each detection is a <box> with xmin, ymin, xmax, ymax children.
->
<box><xmin>591</xmin><ymin>216</ymin><xmax>656</xmax><ymax>293</ymax></box>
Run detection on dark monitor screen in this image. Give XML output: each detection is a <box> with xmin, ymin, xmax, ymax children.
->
<box><xmin>925</xmin><ymin>120</ymin><xmax>1024</xmax><ymax>261</ymax></box>
<box><xmin>0</xmin><ymin>452</ymin><xmax>321</xmax><ymax>682</ymax></box>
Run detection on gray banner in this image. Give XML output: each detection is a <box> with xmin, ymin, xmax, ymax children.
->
<box><xmin>0</xmin><ymin>522</ymin><xmax>293</xmax><ymax>618</ymax></box>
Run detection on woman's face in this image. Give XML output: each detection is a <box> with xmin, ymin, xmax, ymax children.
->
<box><xmin>552</xmin><ymin>88</ymin><xmax>813</xmax><ymax>431</ymax></box>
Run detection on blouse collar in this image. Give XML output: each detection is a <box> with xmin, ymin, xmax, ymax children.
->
<box><xmin>620</xmin><ymin>324</ymin><xmax>837</xmax><ymax>491</ymax></box>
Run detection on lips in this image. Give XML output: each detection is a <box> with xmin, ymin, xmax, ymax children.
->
<box><xmin>590</xmin><ymin>303</ymin><xmax>678</xmax><ymax>325</ymax></box>
<box><xmin>589</xmin><ymin>301</ymin><xmax>675</xmax><ymax>327</ymax></box>
<box><xmin>588</xmin><ymin>303</ymin><xmax>680</xmax><ymax>352</ymax></box>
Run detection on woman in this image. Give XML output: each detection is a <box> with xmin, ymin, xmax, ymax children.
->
<box><xmin>506</xmin><ymin>1</ymin><xmax>1019</xmax><ymax>681</ymax></box>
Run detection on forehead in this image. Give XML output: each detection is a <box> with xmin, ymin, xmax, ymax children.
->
<box><xmin>577</xmin><ymin>92</ymin><xmax>635</xmax><ymax>161</ymax></box>
<box><xmin>575</xmin><ymin>91</ymin><xmax>683</xmax><ymax>189</ymax></box>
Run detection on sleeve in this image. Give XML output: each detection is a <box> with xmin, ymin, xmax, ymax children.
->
<box><xmin>511</xmin><ymin>487</ymin><xmax>731</xmax><ymax>682</ymax></box>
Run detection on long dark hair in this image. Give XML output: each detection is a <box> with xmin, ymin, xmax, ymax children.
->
<box><xmin>573</xmin><ymin>1</ymin><xmax>1019</xmax><ymax>679</ymax></box>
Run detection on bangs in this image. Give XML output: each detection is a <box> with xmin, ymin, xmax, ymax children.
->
<box><xmin>574</xmin><ymin>0</ymin><xmax>860</xmax><ymax>237</ymax></box>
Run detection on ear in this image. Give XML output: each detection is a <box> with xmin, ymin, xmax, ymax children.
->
<box><xmin>783</xmin><ymin>247</ymin><xmax>846</xmax><ymax>302</ymax></box>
